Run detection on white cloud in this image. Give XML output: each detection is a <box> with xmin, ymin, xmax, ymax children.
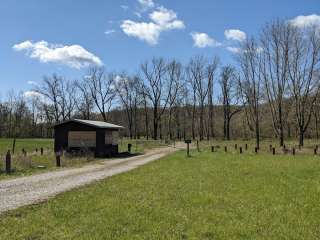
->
<box><xmin>224</xmin><ymin>29</ymin><xmax>246</xmax><ymax>42</ymax></box>
<box><xmin>150</xmin><ymin>6</ymin><xmax>177</xmax><ymax>25</ymax></box>
<box><xmin>121</xmin><ymin>7</ymin><xmax>185</xmax><ymax>45</ymax></box>
<box><xmin>27</xmin><ymin>81</ymin><xmax>40</xmax><ymax>87</ymax></box>
<box><xmin>104</xmin><ymin>29</ymin><xmax>116</xmax><ymax>35</ymax></box>
<box><xmin>226</xmin><ymin>46</ymin><xmax>263</xmax><ymax>54</ymax></box>
<box><xmin>121</xmin><ymin>21</ymin><xmax>160</xmax><ymax>45</ymax></box>
<box><xmin>120</xmin><ymin>5</ymin><xmax>129</xmax><ymax>11</ymax></box>
<box><xmin>191</xmin><ymin>32</ymin><xmax>221</xmax><ymax>48</ymax></box>
<box><xmin>13</xmin><ymin>40</ymin><xmax>103</xmax><ymax>69</ymax></box>
<box><xmin>226</xmin><ymin>46</ymin><xmax>241</xmax><ymax>53</ymax></box>
<box><xmin>23</xmin><ymin>90</ymin><xmax>42</xmax><ymax>99</ymax></box>
<box><xmin>289</xmin><ymin>14</ymin><xmax>320</xmax><ymax>28</ymax></box>
<box><xmin>138</xmin><ymin>0</ymin><xmax>155</xmax><ymax>10</ymax></box>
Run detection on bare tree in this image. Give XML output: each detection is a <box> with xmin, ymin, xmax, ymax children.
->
<box><xmin>207</xmin><ymin>57</ymin><xmax>219</xmax><ymax>139</ymax></box>
<box><xmin>260</xmin><ymin>20</ymin><xmax>292</xmax><ymax>146</ymax></box>
<box><xmin>141</xmin><ymin>58</ymin><xmax>172</xmax><ymax>139</ymax></box>
<box><xmin>187</xmin><ymin>56</ymin><xmax>209</xmax><ymax>140</ymax></box>
<box><xmin>219</xmin><ymin>66</ymin><xmax>241</xmax><ymax>140</ymax></box>
<box><xmin>86</xmin><ymin>67</ymin><xmax>115</xmax><ymax>122</ymax></box>
<box><xmin>186</xmin><ymin>62</ymin><xmax>198</xmax><ymax>140</ymax></box>
<box><xmin>115</xmin><ymin>74</ymin><xmax>140</xmax><ymax>139</ymax></box>
<box><xmin>35</xmin><ymin>74</ymin><xmax>62</xmax><ymax>123</ymax></box>
<box><xmin>238</xmin><ymin>38</ymin><xmax>263</xmax><ymax>149</ymax></box>
<box><xmin>288</xmin><ymin>26</ymin><xmax>320</xmax><ymax>146</ymax></box>
<box><xmin>74</xmin><ymin>78</ymin><xmax>94</xmax><ymax>120</ymax></box>
<box><xmin>59</xmin><ymin>80</ymin><xmax>77</xmax><ymax>121</ymax></box>
<box><xmin>166</xmin><ymin>60</ymin><xmax>183</xmax><ymax>140</ymax></box>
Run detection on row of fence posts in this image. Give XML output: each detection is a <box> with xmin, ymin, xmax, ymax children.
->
<box><xmin>208</xmin><ymin>143</ymin><xmax>319</xmax><ymax>156</ymax></box>
<box><xmin>4</xmin><ymin>147</ymin><xmax>45</xmax><ymax>174</ymax></box>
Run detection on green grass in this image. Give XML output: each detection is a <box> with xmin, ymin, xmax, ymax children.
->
<box><xmin>1</xmin><ymin>149</ymin><xmax>320</xmax><ymax>239</ymax></box>
<box><xmin>0</xmin><ymin>138</ymin><xmax>53</xmax><ymax>155</ymax></box>
<box><xmin>118</xmin><ymin>138</ymin><xmax>170</xmax><ymax>154</ymax></box>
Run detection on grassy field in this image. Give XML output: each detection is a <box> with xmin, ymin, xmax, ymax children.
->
<box><xmin>0</xmin><ymin>138</ymin><xmax>53</xmax><ymax>155</ymax></box>
<box><xmin>0</xmin><ymin>138</ymin><xmax>169</xmax><ymax>179</ymax></box>
<box><xmin>1</xmin><ymin>148</ymin><xmax>320</xmax><ymax>239</ymax></box>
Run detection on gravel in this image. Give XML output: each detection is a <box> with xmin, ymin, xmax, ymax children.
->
<box><xmin>0</xmin><ymin>146</ymin><xmax>180</xmax><ymax>214</ymax></box>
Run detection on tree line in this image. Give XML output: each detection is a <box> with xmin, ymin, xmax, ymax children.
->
<box><xmin>0</xmin><ymin>19</ymin><xmax>319</xmax><ymax>147</ymax></box>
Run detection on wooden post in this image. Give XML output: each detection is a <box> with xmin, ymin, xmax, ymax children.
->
<box><xmin>185</xmin><ymin>140</ymin><xmax>191</xmax><ymax>157</ymax></box>
<box><xmin>255</xmin><ymin>147</ymin><xmax>258</xmax><ymax>154</ymax></box>
<box><xmin>56</xmin><ymin>153</ymin><xmax>61</xmax><ymax>167</ymax></box>
<box><xmin>245</xmin><ymin>144</ymin><xmax>248</xmax><ymax>150</ymax></box>
<box><xmin>224</xmin><ymin>146</ymin><xmax>227</xmax><ymax>152</ymax></box>
<box><xmin>128</xmin><ymin>144</ymin><xmax>132</xmax><ymax>153</ymax></box>
<box><xmin>12</xmin><ymin>138</ymin><xmax>16</xmax><ymax>155</ymax></box>
<box><xmin>5</xmin><ymin>150</ymin><xmax>11</xmax><ymax>174</ymax></box>
<box><xmin>186</xmin><ymin>142</ymin><xmax>190</xmax><ymax>157</ymax></box>
<box><xmin>272</xmin><ymin>148</ymin><xmax>275</xmax><ymax>155</ymax></box>
<box><xmin>235</xmin><ymin>144</ymin><xmax>237</xmax><ymax>150</ymax></box>
<box><xmin>40</xmin><ymin>147</ymin><xmax>43</xmax><ymax>155</ymax></box>
<box><xmin>292</xmin><ymin>148</ymin><xmax>295</xmax><ymax>156</ymax></box>
<box><xmin>197</xmin><ymin>140</ymin><xmax>200</xmax><ymax>152</ymax></box>
<box><xmin>239</xmin><ymin>147</ymin><xmax>243</xmax><ymax>154</ymax></box>
<box><xmin>36</xmin><ymin>148</ymin><xmax>38</xmax><ymax>152</ymax></box>
<box><xmin>211</xmin><ymin>146</ymin><xmax>214</xmax><ymax>152</ymax></box>
<box><xmin>314</xmin><ymin>148</ymin><xmax>317</xmax><ymax>155</ymax></box>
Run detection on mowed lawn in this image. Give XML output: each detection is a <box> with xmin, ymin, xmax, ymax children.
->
<box><xmin>1</xmin><ymin>149</ymin><xmax>320</xmax><ymax>239</ymax></box>
<box><xmin>0</xmin><ymin>138</ymin><xmax>53</xmax><ymax>155</ymax></box>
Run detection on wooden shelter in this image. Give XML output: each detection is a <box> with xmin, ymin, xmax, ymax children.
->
<box><xmin>54</xmin><ymin>119</ymin><xmax>124</xmax><ymax>157</ymax></box>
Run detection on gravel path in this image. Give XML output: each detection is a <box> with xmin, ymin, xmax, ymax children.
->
<box><xmin>0</xmin><ymin>146</ymin><xmax>181</xmax><ymax>214</ymax></box>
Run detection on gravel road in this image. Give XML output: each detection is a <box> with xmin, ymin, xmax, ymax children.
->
<box><xmin>0</xmin><ymin>146</ymin><xmax>181</xmax><ymax>214</ymax></box>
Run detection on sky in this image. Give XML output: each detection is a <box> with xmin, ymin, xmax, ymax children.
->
<box><xmin>0</xmin><ymin>0</ymin><xmax>319</xmax><ymax>97</ymax></box>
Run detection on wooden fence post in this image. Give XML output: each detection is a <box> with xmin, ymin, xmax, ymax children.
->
<box><xmin>197</xmin><ymin>140</ymin><xmax>200</xmax><ymax>152</ymax></box>
<box><xmin>235</xmin><ymin>144</ymin><xmax>237</xmax><ymax>150</ymax></box>
<box><xmin>224</xmin><ymin>146</ymin><xmax>227</xmax><ymax>152</ymax></box>
<box><xmin>292</xmin><ymin>148</ymin><xmax>295</xmax><ymax>156</ymax></box>
<box><xmin>240</xmin><ymin>147</ymin><xmax>243</xmax><ymax>154</ymax></box>
<box><xmin>245</xmin><ymin>144</ymin><xmax>248</xmax><ymax>150</ymax></box>
<box><xmin>128</xmin><ymin>144</ymin><xmax>132</xmax><ymax>153</ymax></box>
<box><xmin>5</xmin><ymin>150</ymin><xmax>11</xmax><ymax>174</ymax></box>
<box><xmin>41</xmin><ymin>147</ymin><xmax>43</xmax><ymax>155</ymax></box>
<box><xmin>187</xmin><ymin>142</ymin><xmax>190</xmax><ymax>157</ymax></box>
<box><xmin>211</xmin><ymin>146</ymin><xmax>214</xmax><ymax>152</ymax></box>
<box><xmin>255</xmin><ymin>147</ymin><xmax>258</xmax><ymax>154</ymax></box>
<box><xmin>56</xmin><ymin>152</ymin><xmax>61</xmax><ymax>167</ymax></box>
<box><xmin>314</xmin><ymin>148</ymin><xmax>317</xmax><ymax>155</ymax></box>
<box><xmin>272</xmin><ymin>148</ymin><xmax>276</xmax><ymax>155</ymax></box>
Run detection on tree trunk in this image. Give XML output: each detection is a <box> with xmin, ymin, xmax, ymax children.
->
<box><xmin>192</xmin><ymin>104</ymin><xmax>196</xmax><ymax>140</ymax></box>
<box><xmin>255</xmin><ymin>120</ymin><xmax>260</xmax><ymax>149</ymax></box>
<box><xmin>299</xmin><ymin>127</ymin><xmax>304</xmax><ymax>146</ymax></box>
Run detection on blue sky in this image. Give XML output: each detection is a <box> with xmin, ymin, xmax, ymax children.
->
<box><xmin>0</xmin><ymin>0</ymin><xmax>319</xmax><ymax>96</ymax></box>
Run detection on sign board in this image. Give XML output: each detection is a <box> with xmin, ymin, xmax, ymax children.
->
<box><xmin>105</xmin><ymin>131</ymin><xmax>112</xmax><ymax>144</ymax></box>
<box><xmin>112</xmin><ymin>131</ymin><xmax>119</xmax><ymax>145</ymax></box>
<box><xmin>185</xmin><ymin>139</ymin><xmax>192</xmax><ymax>144</ymax></box>
<box><xmin>68</xmin><ymin>131</ymin><xmax>96</xmax><ymax>147</ymax></box>
<box><xmin>105</xmin><ymin>130</ymin><xmax>119</xmax><ymax>145</ymax></box>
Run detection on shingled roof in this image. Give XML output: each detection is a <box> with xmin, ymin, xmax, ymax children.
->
<box><xmin>54</xmin><ymin>119</ymin><xmax>124</xmax><ymax>129</ymax></box>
